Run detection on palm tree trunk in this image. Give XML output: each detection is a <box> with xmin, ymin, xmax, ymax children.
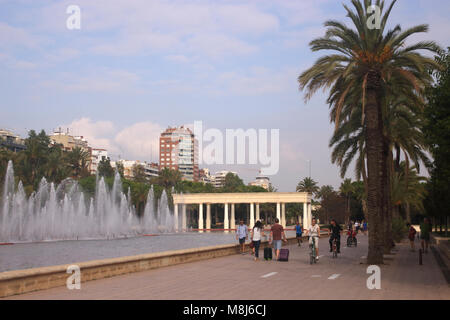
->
<box><xmin>365</xmin><ymin>73</ymin><xmax>385</xmax><ymax>265</ymax></box>
<box><xmin>384</xmin><ymin>144</ymin><xmax>394</xmax><ymax>254</ymax></box>
<box><xmin>361</xmin><ymin>155</ymin><xmax>369</xmax><ymax>222</ymax></box>
<box><xmin>405</xmin><ymin>202</ymin><xmax>411</xmax><ymax>223</ymax></box>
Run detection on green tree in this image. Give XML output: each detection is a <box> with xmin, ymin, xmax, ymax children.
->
<box><xmin>223</xmin><ymin>173</ymin><xmax>244</xmax><ymax>192</ymax></box>
<box><xmin>156</xmin><ymin>168</ymin><xmax>182</xmax><ymax>189</ymax></box>
<box><xmin>132</xmin><ymin>163</ymin><xmax>147</xmax><ymax>183</ymax></box>
<box><xmin>340</xmin><ymin>179</ymin><xmax>354</xmax><ymax>223</ymax></box>
<box><xmin>298</xmin><ymin>0</ymin><xmax>440</xmax><ymax>264</ymax></box>
<box><xmin>66</xmin><ymin>147</ymin><xmax>90</xmax><ymax>179</ymax></box>
<box><xmin>423</xmin><ymin>48</ymin><xmax>450</xmax><ymax>235</ymax></box>
<box><xmin>296</xmin><ymin>177</ymin><xmax>319</xmax><ymax>195</ymax></box>
<box><xmin>97</xmin><ymin>158</ymin><xmax>114</xmax><ymax>178</ymax></box>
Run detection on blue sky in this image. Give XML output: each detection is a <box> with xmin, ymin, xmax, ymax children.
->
<box><xmin>1</xmin><ymin>0</ymin><xmax>449</xmax><ymax>191</ymax></box>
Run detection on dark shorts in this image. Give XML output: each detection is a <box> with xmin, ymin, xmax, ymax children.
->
<box><xmin>296</xmin><ymin>233</ymin><xmax>302</xmax><ymax>238</ymax></box>
<box><xmin>239</xmin><ymin>237</ymin><xmax>246</xmax><ymax>244</ymax></box>
<box><xmin>420</xmin><ymin>234</ymin><xmax>430</xmax><ymax>241</ymax></box>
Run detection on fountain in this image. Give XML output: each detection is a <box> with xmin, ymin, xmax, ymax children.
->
<box><xmin>0</xmin><ymin>161</ymin><xmax>175</xmax><ymax>242</ymax></box>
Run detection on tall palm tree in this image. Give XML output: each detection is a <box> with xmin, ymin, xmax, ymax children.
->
<box><xmin>340</xmin><ymin>179</ymin><xmax>354</xmax><ymax>223</ymax></box>
<box><xmin>296</xmin><ymin>177</ymin><xmax>320</xmax><ymax>195</ymax></box>
<box><xmin>330</xmin><ymin>95</ymin><xmax>431</xmax><ymax>252</ymax></box>
<box><xmin>298</xmin><ymin>0</ymin><xmax>440</xmax><ymax>263</ymax></box>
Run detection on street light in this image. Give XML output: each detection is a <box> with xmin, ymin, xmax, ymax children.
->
<box><xmin>307</xmin><ymin>160</ymin><xmax>311</xmax><ymax>178</ymax></box>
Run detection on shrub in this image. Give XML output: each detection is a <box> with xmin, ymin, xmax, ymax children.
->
<box><xmin>392</xmin><ymin>217</ymin><xmax>408</xmax><ymax>243</ymax></box>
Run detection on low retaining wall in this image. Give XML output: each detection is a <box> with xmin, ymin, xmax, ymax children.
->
<box><xmin>0</xmin><ymin>235</ymin><xmax>305</xmax><ymax>298</ymax></box>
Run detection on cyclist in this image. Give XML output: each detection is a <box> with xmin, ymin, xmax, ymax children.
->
<box><xmin>306</xmin><ymin>218</ymin><xmax>320</xmax><ymax>261</ymax></box>
<box><xmin>328</xmin><ymin>219</ymin><xmax>342</xmax><ymax>254</ymax></box>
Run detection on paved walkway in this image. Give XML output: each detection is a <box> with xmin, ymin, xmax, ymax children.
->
<box><xmin>4</xmin><ymin>235</ymin><xmax>450</xmax><ymax>300</ymax></box>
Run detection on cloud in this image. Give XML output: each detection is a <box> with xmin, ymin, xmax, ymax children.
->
<box><xmin>40</xmin><ymin>69</ymin><xmax>140</xmax><ymax>93</ymax></box>
<box><xmin>59</xmin><ymin>118</ymin><xmax>163</xmax><ymax>161</ymax></box>
<box><xmin>114</xmin><ymin>122</ymin><xmax>163</xmax><ymax>161</ymax></box>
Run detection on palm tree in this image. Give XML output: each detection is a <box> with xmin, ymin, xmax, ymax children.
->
<box><xmin>296</xmin><ymin>177</ymin><xmax>319</xmax><ymax>195</ymax></box>
<box><xmin>316</xmin><ymin>185</ymin><xmax>336</xmax><ymax>223</ymax></box>
<box><xmin>340</xmin><ymin>179</ymin><xmax>354</xmax><ymax>223</ymax></box>
<box><xmin>391</xmin><ymin>162</ymin><xmax>427</xmax><ymax>223</ymax></box>
<box><xmin>67</xmin><ymin>147</ymin><xmax>91</xmax><ymax>179</ymax></box>
<box><xmin>157</xmin><ymin>168</ymin><xmax>183</xmax><ymax>190</ymax></box>
<box><xmin>298</xmin><ymin>0</ymin><xmax>440</xmax><ymax>264</ymax></box>
<box><xmin>330</xmin><ymin>95</ymin><xmax>431</xmax><ymax>252</ymax></box>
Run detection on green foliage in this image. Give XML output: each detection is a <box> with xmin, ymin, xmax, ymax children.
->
<box><xmin>296</xmin><ymin>177</ymin><xmax>319</xmax><ymax>195</ymax></box>
<box><xmin>97</xmin><ymin>158</ymin><xmax>114</xmax><ymax>178</ymax></box>
<box><xmin>391</xmin><ymin>217</ymin><xmax>408</xmax><ymax>243</ymax></box>
<box><xmin>132</xmin><ymin>163</ymin><xmax>147</xmax><ymax>183</ymax></box>
<box><xmin>78</xmin><ymin>175</ymin><xmax>97</xmax><ymax>197</ymax></box>
<box><xmin>424</xmin><ymin>48</ymin><xmax>450</xmax><ymax>221</ymax></box>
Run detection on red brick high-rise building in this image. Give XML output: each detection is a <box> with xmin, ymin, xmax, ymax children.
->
<box><xmin>159</xmin><ymin>126</ymin><xmax>199</xmax><ymax>182</ymax></box>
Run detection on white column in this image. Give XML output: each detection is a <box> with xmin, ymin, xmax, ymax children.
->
<box><xmin>256</xmin><ymin>203</ymin><xmax>260</xmax><ymax>221</ymax></box>
<box><xmin>224</xmin><ymin>203</ymin><xmax>229</xmax><ymax>233</ymax></box>
<box><xmin>230</xmin><ymin>204</ymin><xmax>236</xmax><ymax>230</ymax></box>
<box><xmin>174</xmin><ymin>203</ymin><xmax>179</xmax><ymax>232</ymax></box>
<box><xmin>198</xmin><ymin>204</ymin><xmax>204</xmax><ymax>233</ymax></box>
<box><xmin>182</xmin><ymin>204</ymin><xmax>187</xmax><ymax>231</ymax></box>
<box><xmin>206</xmin><ymin>203</ymin><xmax>211</xmax><ymax>232</ymax></box>
<box><xmin>303</xmin><ymin>202</ymin><xmax>308</xmax><ymax>228</ymax></box>
<box><xmin>250</xmin><ymin>203</ymin><xmax>255</xmax><ymax>228</ymax></box>
<box><xmin>281</xmin><ymin>203</ymin><xmax>286</xmax><ymax>228</ymax></box>
<box><xmin>308</xmin><ymin>202</ymin><xmax>312</xmax><ymax>226</ymax></box>
<box><xmin>276</xmin><ymin>202</ymin><xmax>281</xmax><ymax>222</ymax></box>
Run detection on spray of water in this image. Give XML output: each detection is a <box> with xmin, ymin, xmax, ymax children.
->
<box><xmin>0</xmin><ymin>161</ymin><xmax>175</xmax><ymax>242</ymax></box>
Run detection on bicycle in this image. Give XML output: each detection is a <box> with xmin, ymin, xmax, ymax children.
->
<box><xmin>309</xmin><ymin>236</ymin><xmax>317</xmax><ymax>264</ymax></box>
<box><xmin>346</xmin><ymin>230</ymin><xmax>357</xmax><ymax>247</ymax></box>
<box><xmin>332</xmin><ymin>238</ymin><xmax>338</xmax><ymax>258</ymax></box>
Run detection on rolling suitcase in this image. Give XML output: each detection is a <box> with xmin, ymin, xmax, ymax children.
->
<box><xmin>264</xmin><ymin>247</ymin><xmax>272</xmax><ymax>260</ymax></box>
<box><xmin>279</xmin><ymin>248</ymin><xmax>289</xmax><ymax>261</ymax></box>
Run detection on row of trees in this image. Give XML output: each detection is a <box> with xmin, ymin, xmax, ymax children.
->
<box><xmin>0</xmin><ymin>134</ymin><xmax>268</xmax><ymax>218</ymax></box>
<box><xmin>298</xmin><ymin>0</ymin><xmax>447</xmax><ymax>263</ymax></box>
<box><xmin>0</xmin><ymin>130</ymin><xmax>91</xmax><ymax>191</ymax></box>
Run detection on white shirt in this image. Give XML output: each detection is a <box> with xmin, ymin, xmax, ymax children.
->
<box><xmin>308</xmin><ymin>224</ymin><xmax>320</xmax><ymax>237</ymax></box>
<box><xmin>252</xmin><ymin>228</ymin><xmax>262</xmax><ymax>241</ymax></box>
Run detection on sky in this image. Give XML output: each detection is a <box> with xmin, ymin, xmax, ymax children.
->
<box><xmin>0</xmin><ymin>0</ymin><xmax>449</xmax><ymax>191</ymax></box>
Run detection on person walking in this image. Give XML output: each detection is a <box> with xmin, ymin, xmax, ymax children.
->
<box><xmin>419</xmin><ymin>217</ymin><xmax>432</xmax><ymax>253</ymax></box>
<box><xmin>236</xmin><ymin>220</ymin><xmax>248</xmax><ymax>254</ymax></box>
<box><xmin>354</xmin><ymin>221</ymin><xmax>360</xmax><ymax>234</ymax></box>
<box><xmin>251</xmin><ymin>220</ymin><xmax>264</xmax><ymax>261</ymax></box>
<box><xmin>269</xmin><ymin>218</ymin><xmax>287</xmax><ymax>261</ymax></box>
<box><xmin>295</xmin><ymin>221</ymin><xmax>303</xmax><ymax>246</ymax></box>
<box><xmin>407</xmin><ymin>223</ymin><xmax>417</xmax><ymax>251</ymax></box>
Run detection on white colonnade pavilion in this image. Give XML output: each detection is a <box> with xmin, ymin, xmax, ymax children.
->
<box><xmin>172</xmin><ymin>192</ymin><xmax>312</xmax><ymax>232</ymax></box>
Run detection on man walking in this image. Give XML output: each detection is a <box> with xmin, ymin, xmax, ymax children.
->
<box><xmin>295</xmin><ymin>221</ymin><xmax>303</xmax><ymax>246</ymax></box>
<box><xmin>236</xmin><ymin>220</ymin><xmax>248</xmax><ymax>254</ymax></box>
<box><xmin>420</xmin><ymin>217</ymin><xmax>432</xmax><ymax>253</ymax></box>
<box><xmin>269</xmin><ymin>218</ymin><xmax>287</xmax><ymax>260</ymax></box>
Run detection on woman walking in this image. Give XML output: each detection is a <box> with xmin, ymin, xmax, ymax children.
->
<box><xmin>251</xmin><ymin>220</ymin><xmax>265</xmax><ymax>261</ymax></box>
